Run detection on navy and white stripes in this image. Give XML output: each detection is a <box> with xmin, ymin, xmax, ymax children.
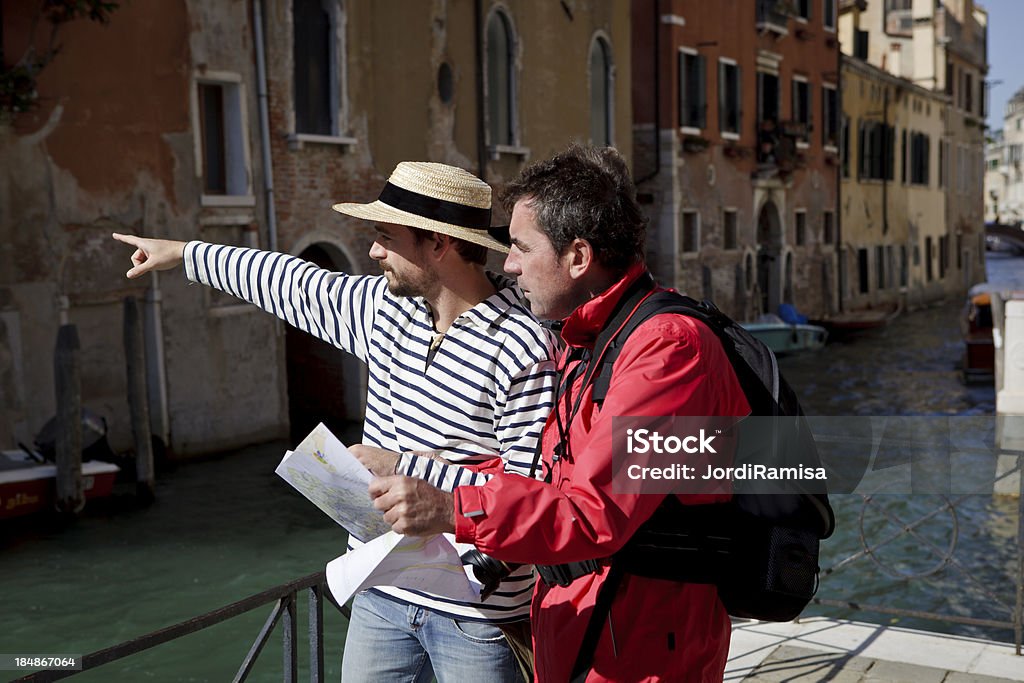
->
<box><xmin>183</xmin><ymin>241</ymin><xmax>557</xmax><ymax>622</ymax></box>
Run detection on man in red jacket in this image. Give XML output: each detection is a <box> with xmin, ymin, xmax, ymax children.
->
<box><xmin>369</xmin><ymin>145</ymin><xmax>750</xmax><ymax>682</ymax></box>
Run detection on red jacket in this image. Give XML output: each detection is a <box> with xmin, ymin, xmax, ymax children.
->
<box><xmin>454</xmin><ymin>264</ymin><xmax>750</xmax><ymax>682</ymax></box>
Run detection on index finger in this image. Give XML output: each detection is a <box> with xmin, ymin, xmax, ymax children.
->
<box><xmin>112</xmin><ymin>232</ymin><xmax>141</xmax><ymax>247</ymax></box>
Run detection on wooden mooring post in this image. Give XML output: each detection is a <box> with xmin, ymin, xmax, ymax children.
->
<box><xmin>124</xmin><ymin>296</ymin><xmax>155</xmax><ymax>502</ymax></box>
<box><xmin>54</xmin><ymin>323</ymin><xmax>84</xmax><ymax>515</ymax></box>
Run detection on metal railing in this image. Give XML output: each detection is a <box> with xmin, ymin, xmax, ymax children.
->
<box><xmin>811</xmin><ymin>442</ymin><xmax>1024</xmax><ymax>656</ymax></box>
<box><xmin>12</xmin><ymin>437</ymin><xmax>1023</xmax><ymax>681</ymax></box>
<box><xmin>12</xmin><ymin>572</ymin><xmax>348</xmax><ymax>682</ymax></box>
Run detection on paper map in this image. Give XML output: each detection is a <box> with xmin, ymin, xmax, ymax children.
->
<box><xmin>275</xmin><ymin>423</ymin><xmax>478</xmax><ymax>604</ymax></box>
<box><xmin>274</xmin><ymin>423</ymin><xmax>392</xmax><ymax>542</ymax></box>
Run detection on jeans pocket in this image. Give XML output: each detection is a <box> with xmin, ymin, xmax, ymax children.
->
<box><xmin>451</xmin><ymin>619</ymin><xmax>507</xmax><ymax>644</ymax></box>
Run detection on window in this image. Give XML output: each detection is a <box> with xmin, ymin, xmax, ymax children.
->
<box><xmin>841</xmin><ymin>117</ymin><xmax>850</xmax><ymax>177</ymax></box>
<box><xmin>795</xmin><ymin>210</ymin><xmax>807</xmax><ymax>246</ymax></box>
<box><xmin>792</xmin><ymin>77</ymin><xmax>811</xmax><ymax>143</ymax></box>
<box><xmin>900</xmin><ymin>129</ymin><xmax>908</xmax><ymax>184</ymax></box>
<box><xmin>876</xmin><ymin>245</ymin><xmax>886</xmax><ymax>290</ymax></box>
<box><xmin>854</xmin><ymin>30</ymin><xmax>869</xmax><ymax>60</ymax></box>
<box><xmin>858</xmin><ymin>249</ymin><xmax>869</xmax><ymax>294</ymax></box>
<box><xmin>679</xmin><ymin>49</ymin><xmax>706</xmax><ymax>130</ymax></box>
<box><xmin>900</xmin><ymin>245</ymin><xmax>908</xmax><ymax>287</ymax></box>
<box><xmin>963</xmin><ymin>72</ymin><xmax>973</xmax><ymax>113</ymax></box>
<box><xmin>858</xmin><ymin>121</ymin><xmax>895</xmax><ymax>180</ymax></box>
<box><xmin>939</xmin><ymin>235</ymin><xmax>948</xmax><ymax>279</ymax></box>
<box><xmin>822</xmin><ymin>84</ymin><xmax>838</xmax><ymax>148</ymax></box>
<box><xmin>757</xmin><ymin>71</ymin><xmax>780</xmax><ymax>125</ymax></box>
<box><xmin>589</xmin><ymin>36</ymin><xmax>614</xmax><ymax>146</ymax></box>
<box><xmin>756</xmin><ymin>0</ymin><xmax>789</xmax><ymax>32</ymax></box>
<box><xmin>718</xmin><ymin>59</ymin><xmax>741</xmax><ymax>136</ymax></box>
<box><xmin>293</xmin><ymin>0</ymin><xmax>345</xmax><ymax>136</ymax></box>
<box><xmin>884</xmin><ymin>0</ymin><xmax>912</xmax><ymax>35</ymax></box>
<box><xmin>925</xmin><ymin>237</ymin><xmax>933</xmax><ymax>282</ymax></box>
<box><xmin>939</xmin><ymin>139</ymin><xmax>945</xmax><ymax>187</ymax></box>
<box><xmin>909</xmin><ymin>132</ymin><xmax>931</xmax><ymax>185</ymax></box>
<box><xmin>823</xmin><ymin>0</ymin><xmax>836</xmax><ymax>30</ymax></box>
<box><xmin>823</xmin><ymin>211</ymin><xmax>835</xmax><ymax>244</ymax></box>
<box><xmin>486</xmin><ymin>9</ymin><xmax>516</xmax><ymax>146</ymax></box>
<box><xmin>196</xmin><ymin>78</ymin><xmax>250</xmax><ymax>200</ymax></box>
<box><xmin>724</xmin><ymin>209</ymin><xmax>738</xmax><ymax>250</ymax></box>
<box><xmin>681</xmin><ymin>211</ymin><xmax>700</xmax><ymax>253</ymax></box>
<box><xmin>796</xmin><ymin>0</ymin><xmax>811</xmax><ymax>21</ymax></box>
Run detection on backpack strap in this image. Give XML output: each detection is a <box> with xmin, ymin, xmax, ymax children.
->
<box><xmin>569</xmin><ymin>560</ymin><xmax>627</xmax><ymax>683</ymax></box>
<box><xmin>590</xmin><ymin>290</ymin><xmax>702</xmax><ymax>405</ymax></box>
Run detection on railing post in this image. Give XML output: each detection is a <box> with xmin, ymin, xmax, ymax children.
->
<box><xmin>283</xmin><ymin>592</ymin><xmax>297</xmax><ymax>683</ymax></box>
<box><xmin>309</xmin><ymin>584</ymin><xmax>324</xmax><ymax>683</ymax></box>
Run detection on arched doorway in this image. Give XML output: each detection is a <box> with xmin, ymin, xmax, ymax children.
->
<box><xmin>285</xmin><ymin>243</ymin><xmax>365</xmax><ymax>444</ymax></box>
<box><xmin>757</xmin><ymin>200</ymin><xmax>783</xmax><ymax>315</ymax></box>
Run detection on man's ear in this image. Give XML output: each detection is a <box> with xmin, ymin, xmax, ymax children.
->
<box><xmin>565</xmin><ymin>238</ymin><xmax>595</xmax><ymax>280</ymax></box>
<box><xmin>429</xmin><ymin>232</ymin><xmax>455</xmax><ymax>260</ymax></box>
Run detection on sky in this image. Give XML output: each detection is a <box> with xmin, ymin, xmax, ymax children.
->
<box><xmin>981</xmin><ymin>0</ymin><xmax>1023</xmax><ymax>133</ymax></box>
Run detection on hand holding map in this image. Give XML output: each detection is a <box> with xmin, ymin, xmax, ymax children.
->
<box><xmin>274</xmin><ymin>423</ymin><xmax>478</xmax><ymax>604</ymax></box>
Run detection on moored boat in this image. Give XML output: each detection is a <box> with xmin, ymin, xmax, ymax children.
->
<box><xmin>812</xmin><ymin>302</ymin><xmax>901</xmax><ymax>336</ymax></box>
<box><xmin>0</xmin><ymin>450</ymin><xmax>120</xmax><ymax>520</ymax></box>
<box><xmin>741</xmin><ymin>315</ymin><xmax>828</xmax><ymax>355</ymax></box>
<box><xmin>961</xmin><ymin>285</ymin><xmax>995</xmax><ymax>382</ymax></box>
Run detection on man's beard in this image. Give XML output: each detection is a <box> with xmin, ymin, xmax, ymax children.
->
<box><xmin>384</xmin><ymin>268</ymin><xmax>437</xmax><ymax>298</ymax></box>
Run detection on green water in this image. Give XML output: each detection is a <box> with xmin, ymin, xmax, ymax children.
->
<box><xmin>1</xmin><ymin>431</ymin><xmax>360</xmax><ymax>682</ymax></box>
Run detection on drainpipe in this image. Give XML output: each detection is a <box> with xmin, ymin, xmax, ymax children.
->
<box><xmin>474</xmin><ymin>0</ymin><xmax>487</xmax><ymax>182</ymax></box>
<box><xmin>253</xmin><ymin>0</ymin><xmax>279</xmax><ymax>252</ymax></box>
<box><xmin>635</xmin><ymin>0</ymin><xmax>661</xmax><ymax>185</ymax></box>
<box><xmin>837</xmin><ymin>52</ymin><xmax>844</xmax><ymax>313</ymax></box>
<box><xmin>882</xmin><ymin>85</ymin><xmax>890</xmax><ymax>236</ymax></box>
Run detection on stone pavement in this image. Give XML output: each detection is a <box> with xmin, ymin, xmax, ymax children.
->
<box><xmin>726</xmin><ymin>617</ymin><xmax>1023</xmax><ymax>682</ymax></box>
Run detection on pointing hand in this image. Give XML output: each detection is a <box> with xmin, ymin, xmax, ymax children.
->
<box><xmin>112</xmin><ymin>233</ymin><xmax>187</xmax><ymax>279</ymax></box>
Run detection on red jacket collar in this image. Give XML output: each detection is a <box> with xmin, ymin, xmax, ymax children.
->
<box><xmin>560</xmin><ymin>261</ymin><xmax>649</xmax><ymax>348</ymax></box>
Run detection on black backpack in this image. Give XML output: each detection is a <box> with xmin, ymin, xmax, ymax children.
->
<box><xmin>536</xmin><ymin>272</ymin><xmax>835</xmax><ymax>682</ymax></box>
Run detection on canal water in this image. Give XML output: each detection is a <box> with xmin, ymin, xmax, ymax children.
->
<box><xmin>2</xmin><ymin>254</ymin><xmax>1022</xmax><ymax>681</ymax></box>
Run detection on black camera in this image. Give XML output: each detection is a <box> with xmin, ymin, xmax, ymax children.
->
<box><xmin>460</xmin><ymin>549</ymin><xmax>521</xmax><ymax>601</ymax></box>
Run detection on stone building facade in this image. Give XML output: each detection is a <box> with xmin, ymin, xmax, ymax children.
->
<box><xmin>0</xmin><ymin>0</ymin><xmax>631</xmax><ymax>455</ymax></box>
<box><xmin>839</xmin><ymin>56</ymin><xmax>950</xmax><ymax>311</ymax></box>
<box><xmin>632</xmin><ymin>0</ymin><xmax>841</xmax><ymax>322</ymax></box>
<box><xmin>985</xmin><ymin>88</ymin><xmax>1024</xmax><ymax>226</ymax></box>
<box><xmin>839</xmin><ymin>0</ymin><xmax>987</xmax><ymax>306</ymax></box>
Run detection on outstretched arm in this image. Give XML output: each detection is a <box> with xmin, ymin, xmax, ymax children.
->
<box><xmin>112</xmin><ymin>233</ymin><xmax>186</xmax><ymax>278</ymax></box>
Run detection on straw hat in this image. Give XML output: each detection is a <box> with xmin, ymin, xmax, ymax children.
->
<box><xmin>332</xmin><ymin>162</ymin><xmax>509</xmax><ymax>253</ymax></box>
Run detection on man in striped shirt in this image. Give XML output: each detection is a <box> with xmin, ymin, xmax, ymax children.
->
<box><xmin>113</xmin><ymin>162</ymin><xmax>557</xmax><ymax>682</ymax></box>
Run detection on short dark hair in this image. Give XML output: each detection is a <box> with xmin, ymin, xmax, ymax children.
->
<box><xmin>499</xmin><ymin>144</ymin><xmax>646</xmax><ymax>274</ymax></box>
<box><xmin>411</xmin><ymin>229</ymin><xmax>488</xmax><ymax>266</ymax></box>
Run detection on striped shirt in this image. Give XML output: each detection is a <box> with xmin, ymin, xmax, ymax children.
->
<box><xmin>183</xmin><ymin>241</ymin><xmax>558</xmax><ymax>622</ymax></box>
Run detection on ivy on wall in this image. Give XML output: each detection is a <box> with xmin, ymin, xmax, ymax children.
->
<box><xmin>1</xmin><ymin>1</ymin><xmax>120</xmax><ymax>118</ymax></box>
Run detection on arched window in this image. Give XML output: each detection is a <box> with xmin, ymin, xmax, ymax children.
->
<box><xmin>589</xmin><ymin>36</ymin><xmax>614</xmax><ymax>146</ymax></box>
<box><xmin>486</xmin><ymin>9</ymin><xmax>515</xmax><ymax>146</ymax></box>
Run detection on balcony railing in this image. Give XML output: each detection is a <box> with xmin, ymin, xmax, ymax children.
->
<box><xmin>885</xmin><ymin>9</ymin><xmax>913</xmax><ymax>37</ymax></box>
<box><xmin>756</xmin><ymin>0</ymin><xmax>790</xmax><ymax>35</ymax></box>
<box><xmin>937</xmin><ymin>6</ymin><xmax>986</xmax><ymax>66</ymax></box>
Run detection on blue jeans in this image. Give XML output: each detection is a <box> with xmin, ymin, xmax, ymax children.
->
<box><xmin>340</xmin><ymin>591</ymin><xmax>523</xmax><ymax>683</ymax></box>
